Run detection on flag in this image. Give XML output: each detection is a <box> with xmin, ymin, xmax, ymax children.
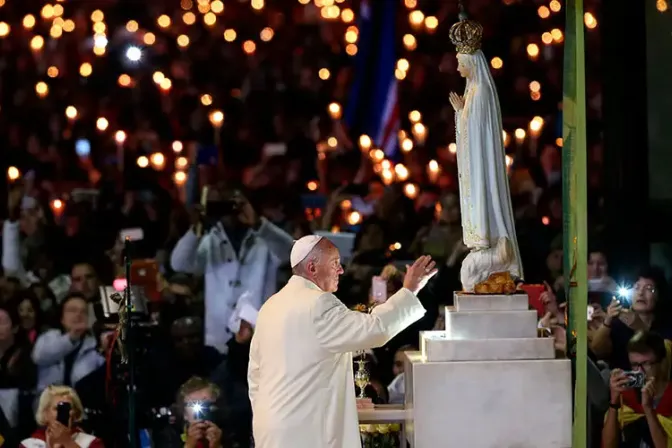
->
<box><xmin>344</xmin><ymin>0</ymin><xmax>399</xmax><ymax>158</ymax></box>
<box><xmin>562</xmin><ymin>0</ymin><xmax>588</xmax><ymax>447</ymax></box>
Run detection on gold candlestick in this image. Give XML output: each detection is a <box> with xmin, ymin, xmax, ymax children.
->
<box><xmin>354</xmin><ymin>355</ymin><xmax>370</xmax><ymax>399</ymax></box>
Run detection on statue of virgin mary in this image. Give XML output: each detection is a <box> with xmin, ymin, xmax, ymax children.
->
<box><xmin>448</xmin><ymin>15</ymin><xmax>523</xmax><ymax>292</ymax></box>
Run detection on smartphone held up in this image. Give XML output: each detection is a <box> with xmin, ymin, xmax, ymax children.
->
<box><xmin>56</xmin><ymin>401</ymin><xmax>72</xmax><ymax>426</ymax></box>
<box><xmin>189</xmin><ymin>400</ymin><xmax>213</xmax><ymax>422</ymax></box>
<box><xmin>371</xmin><ymin>276</ymin><xmax>387</xmax><ymax>304</ymax></box>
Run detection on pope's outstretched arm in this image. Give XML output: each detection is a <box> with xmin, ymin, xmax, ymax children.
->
<box><xmin>313</xmin><ymin>288</ymin><xmax>426</xmax><ymax>354</ymax></box>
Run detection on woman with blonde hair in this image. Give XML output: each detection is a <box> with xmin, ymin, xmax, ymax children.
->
<box><xmin>20</xmin><ymin>385</ymin><xmax>104</xmax><ymax>448</ymax></box>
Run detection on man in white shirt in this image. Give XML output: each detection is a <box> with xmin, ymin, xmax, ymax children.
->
<box><xmin>248</xmin><ymin>235</ymin><xmax>436</xmax><ymax>448</ymax></box>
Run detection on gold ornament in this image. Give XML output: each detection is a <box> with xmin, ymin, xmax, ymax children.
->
<box><xmin>449</xmin><ymin>16</ymin><xmax>483</xmax><ymax>55</ymax></box>
<box><xmin>110</xmin><ymin>292</ymin><xmax>129</xmax><ymax>363</ymax></box>
<box><xmin>354</xmin><ymin>357</ymin><xmax>371</xmax><ymax>399</ymax></box>
<box><xmin>352</xmin><ymin>303</ymin><xmax>369</xmax><ymax>313</ymax></box>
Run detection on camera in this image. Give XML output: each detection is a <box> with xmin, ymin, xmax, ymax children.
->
<box><xmin>205</xmin><ymin>199</ymin><xmax>238</xmax><ymax>219</ymax></box>
<box><xmin>188</xmin><ymin>401</ymin><xmax>214</xmax><ymax>421</ymax></box>
<box><xmin>623</xmin><ymin>370</ymin><xmax>646</xmax><ymax>389</ymax></box>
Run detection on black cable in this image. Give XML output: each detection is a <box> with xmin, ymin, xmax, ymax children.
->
<box><xmin>124</xmin><ymin>237</ymin><xmax>137</xmax><ymax>448</ymax></box>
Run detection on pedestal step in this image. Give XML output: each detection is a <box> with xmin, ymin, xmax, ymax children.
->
<box><xmin>420</xmin><ymin>331</ymin><xmax>554</xmax><ymax>362</ymax></box>
<box><xmin>453</xmin><ymin>293</ymin><xmax>529</xmax><ymax>312</ymax></box>
<box><xmin>404</xmin><ymin>352</ymin><xmax>572</xmax><ymax>448</ymax></box>
<box><xmin>445</xmin><ymin>308</ymin><xmax>538</xmax><ymax>339</ymax></box>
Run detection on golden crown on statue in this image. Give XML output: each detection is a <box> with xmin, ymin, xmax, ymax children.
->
<box><xmin>449</xmin><ymin>16</ymin><xmax>483</xmax><ymax>55</ymax></box>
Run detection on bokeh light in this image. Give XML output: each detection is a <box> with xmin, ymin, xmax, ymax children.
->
<box><xmin>80</xmin><ymin>63</ymin><xmax>93</xmax><ymax>77</ymax></box>
<box><xmin>65</xmin><ymin>106</ymin><xmax>78</xmax><ymax>120</ymax></box>
<box><xmin>526</xmin><ymin>43</ymin><xmax>539</xmax><ymax>59</ymax></box>
<box><xmin>584</xmin><ymin>12</ymin><xmax>598</xmax><ymax>29</ymax></box>
<box><xmin>224</xmin><ymin>29</ymin><xmax>237</xmax><ymax>42</ymax></box>
<box><xmin>23</xmin><ymin>14</ymin><xmax>36</xmax><ymax>29</ymax></box>
<box><xmin>157</xmin><ymin>14</ymin><xmax>171</xmax><ymax>28</ymax></box>
<box><xmin>96</xmin><ymin>117</ymin><xmax>109</xmax><ymax>131</ymax></box>
<box><xmin>403</xmin><ymin>34</ymin><xmax>417</xmax><ymax>51</ymax></box>
<box><xmin>35</xmin><ymin>82</ymin><xmax>49</xmax><ymax>97</ymax></box>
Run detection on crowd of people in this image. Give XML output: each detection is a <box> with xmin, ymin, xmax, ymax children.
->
<box><xmin>0</xmin><ymin>0</ymin><xmax>667</xmax><ymax>447</ymax></box>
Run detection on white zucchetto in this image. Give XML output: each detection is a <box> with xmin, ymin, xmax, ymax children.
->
<box><xmin>290</xmin><ymin>235</ymin><xmax>324</xmax><ymax>268</ymax></box>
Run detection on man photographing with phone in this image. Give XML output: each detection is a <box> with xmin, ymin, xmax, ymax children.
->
<box><xmin>603</xmin><ymin>331</ymin><xmax>672</xmax><ymax>448</ymax></box>
<box><xmin>170</xmin><ymin>184</ymin><xmax>294</xmax><ymax>354</ymax></box>
<box><xmin>180</xmin><ymin>378</ymin><xmax>223</xmax><ymax>448</ymax></box>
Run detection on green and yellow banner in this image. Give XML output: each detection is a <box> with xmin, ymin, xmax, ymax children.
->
<box><xmin>562</xmin><ymin>0</ymin><xmax>588</xmax><ymax>447</ymax></box>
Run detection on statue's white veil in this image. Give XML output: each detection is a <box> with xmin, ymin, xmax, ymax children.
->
<box><xmin>455</xmin><ymin>49</ymin><xmax>523</xmax><ymax>280</ymax></box>
<box><xmin>460</xmin><ymin>50</ymin><xmax>499</xmax><ymax>103</ymax></box>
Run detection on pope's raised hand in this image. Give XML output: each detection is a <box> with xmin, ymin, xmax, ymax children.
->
<box><xmin>403</xmin><ymin>255</ymin><xmax>438</xmax><ymax>294</ymax></box>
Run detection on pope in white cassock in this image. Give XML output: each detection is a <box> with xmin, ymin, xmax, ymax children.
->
<box><xmin>248</xmin><ymin>235</ymin><xmax>436</xmax><ymax>448</ymax></box>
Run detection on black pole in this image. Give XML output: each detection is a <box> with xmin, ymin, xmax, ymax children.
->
<box><xmin>601</xmin><ymin>0</ymin><xmax>649</xmax><ymax>278</ymax></box>
<box><xmin>124</xmin><ymin>238</ymin><xmax>136</xmax><ymax>448</ymax></box>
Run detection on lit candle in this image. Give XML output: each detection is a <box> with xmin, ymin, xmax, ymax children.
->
<box><xmin>173</xmin><ymin>171</ymin><xmax>188</xmax><ymax>203</ymax></box>
<box><xmin>408</xmin><ymin>10</ymin><xmax>424</xmax><ymax>31</ymax></box>
<box><xmin>328</xmin><ymin>102</ymin><xmax>342</xmax><ymax>120</ymax></box>
<box><xmin>65</xmin><ymin>106</ymin><xmax>77</xmax><ymax>121</ymax></box>
<box><xmin>7</xmin><ymin>166</ymin><xmax>20</xmax><ymax>181</ymax></box>
<box><xmin>412</xmin><ymin>122</ymin><xmax>427</xmax><ymax>145</ymax></box>
<box><xmin>370</xmin><ymin>149</ymin><xmax>384</xmax><ymax>162</ymax></box>
<box><xmin>505</xmin><ymin>155</ymin><xmax>514</xmax><ymax>174</ymax></box>
<box><xmin>403</xmin><ymin>183</ymin><xmax>418</xmax><ymax>199</ymax></box>
<box><xmin>347</xmin><ymin>211</ymin><xmax>362</xmax><ymax>225</ymax></box>
<box><xmin>401</xmin><ymin>138</ymin><xmax>413</xmax><ymax>153</ymax></box>
<box><xmin>358</xmin><ymin>135</ymin><xmax>372</xmax><ymax>152</ymax></box>
<box><xmin>528</xmin><ymin>116</ymin><xmax>544</xmax><ymax>156</ymax></box>
<box><xmin>150</xmin><ymin>152</ymin><xmax>165</xmax><ymax>170</ymax></box>
<box><xmin>115</xmin><ymin>131</ymin><xmax>126</xmax><ymax>172</ymax></box>
<box><xmin>50</xmin><ymin>198</ymin><xmax>64</xmax><ymax>218</ymax></box>
<box><xmin>394</xmin><ymin>163</ymin><xmax>409</xmax><ymax>181</ymax></box>
<box><xmin>209</xmin><ymin>110</ymin><xmax>224</xmax><ymax>147</ymax></box>
<box><xmin>427</xmin><ymin>159</ymin><xmax>440</xmax><ymax>183</ymax></box>
<box><xmin>96</xmin><ymin>117</ymin><xmax>109</xmax><ymax>132</ymax></box>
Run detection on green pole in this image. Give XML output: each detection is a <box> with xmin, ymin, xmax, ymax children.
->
<box><xmin>562</xmin><ymin>0</ymin><xmax>588</xmax><ymax>447</ymax></box>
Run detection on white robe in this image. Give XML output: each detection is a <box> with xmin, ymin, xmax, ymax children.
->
<box><xmin>248</xmin><ymin>275</ymin><xmax>426</xmax><ymax>448</ymax></box>
<box><xmin>455</xmin><ymin>50</ymin><xmax>522</xmax><ymax>279</ymax></box>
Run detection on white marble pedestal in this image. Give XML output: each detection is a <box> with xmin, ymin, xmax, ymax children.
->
<box><xmin>404</xmin><ymin>293</ymin><xmax>572</xmax><ymax>448</ymax></box>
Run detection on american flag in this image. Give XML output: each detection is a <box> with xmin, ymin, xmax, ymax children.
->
<box><xmin>344</xmin><ymin>0</ymin><xmax>400</xmax><ymax>158</ymax></box>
